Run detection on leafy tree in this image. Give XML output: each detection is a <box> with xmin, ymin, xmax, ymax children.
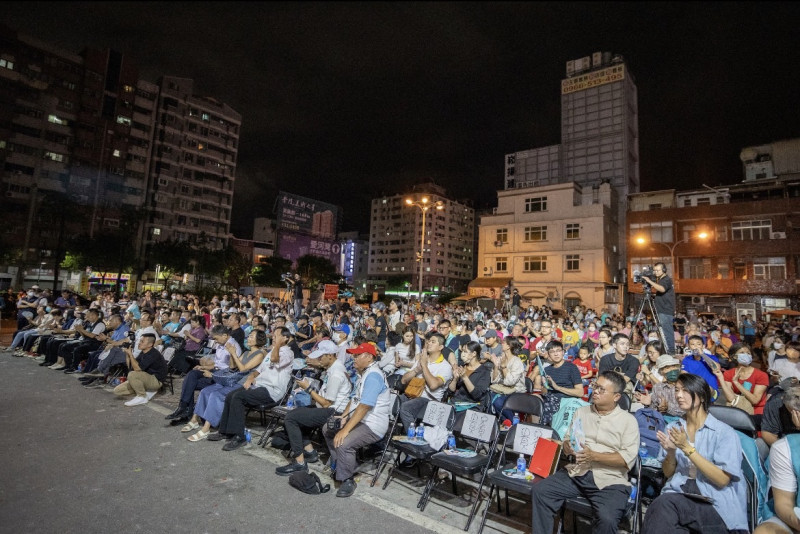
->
<box><xmin>296</xmin><ymin>254</ymin><xmax>338</xmax><ymax>290</ymax></box>
<box><xmin>251</xmin><ymin>255</ymin><xmax>292</xmax><ymax>287</ymax></box>
<box><xmin>149</xmin><ymin>239</ymin><xmax>193</xmax><ymax>290</ymax></box>
<box><xmin>221</xmin><ymin>245</ymin><xmax>254</xmax><ymax>290</ymax></box>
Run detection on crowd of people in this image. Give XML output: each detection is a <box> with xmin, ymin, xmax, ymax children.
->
<box><xmin>2</xmin><ymin>282</ymin><xmax>800</xmax><ymax>532</ymax></box>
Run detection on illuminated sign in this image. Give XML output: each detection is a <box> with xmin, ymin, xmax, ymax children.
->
<box><xmin>275</xmin><ymin>191</ymin><xmax>339</xmax><ymax>238</ymax></box>
<box><xmin>561</xmin><ymin>65</ymin><xmax>625</xmax><ymax>95</ymax></box>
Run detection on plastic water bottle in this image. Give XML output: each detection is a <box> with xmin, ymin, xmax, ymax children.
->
<box><xmin>407</xmin><ymin>422</ymin><xmax>416</xmax><ymax>439</ymax></box>
<box><xmin>447</xmin><ymin>432</ymin><xmax>456</xmax><ymax>450</ymax></box>
<box><xmin>512</xmin><ymin>412</ymin><xmax>520</xmax><ymax>426</ymax></box>
<box><xmin>639</xmin><ymin>442</ymin><xmax>648</xmax><ymax>460</ymax></box>
<box><xmin>416</xmin><ymin>424</ymin><xmax>425</xmax><ymax>441</ymax></box>
<box><xmin>245</xmin><ymin>428</ymin><xmax>252</xmax><ymax>443</ymax></box>
<box><xmin>516</xmin><ymin>453</ymin><xmax>526</xmax><ymax>475</ymax></box>
<box><xmin>286</xmin><ymin>392</ymin><xmax>295</xmax><ymax>409</ymax></box>
<box><xmin>628</xmin><ymin>478</ymin><xmax>638</xmax><ymax>503</ymax></box>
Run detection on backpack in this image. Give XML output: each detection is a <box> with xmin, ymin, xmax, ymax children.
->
<box><xmin>288</xmin><ymin>470</ymin><xmax>330</xmax><ymax>495</ymax></box>
<box><xmin>634</xmin><ymin>408</ymin><xmax>666</xmax><ymax>458</ymax></box>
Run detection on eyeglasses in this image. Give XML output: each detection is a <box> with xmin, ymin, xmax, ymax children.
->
<box><xmin>593</xmin><ymin>385</ymin><xmax>618</xmax><ymax>395</ymax></box>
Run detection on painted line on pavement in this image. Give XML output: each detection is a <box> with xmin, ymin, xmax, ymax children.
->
<box><xmin>356</xmin><ymin>491</ymin><xmax>467</xmax><ymax>534</ymax></box>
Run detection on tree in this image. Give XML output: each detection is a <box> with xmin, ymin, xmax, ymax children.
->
<box><xmin>149</xmin><ymin>239</ymin><xmax>193</xmax><ymax>290</ymax></box>
<box><xmin>296</xmin><ymin>254</ymin><xmax>338</xmax><ymax>290</ymax></box>
<box><xmin>220</xmin><ymin>245</ymin><xmax>254</xmax><ymax>290</ymax></box>
<box><xmin>251</xmin><ymin>256</ymin><xmax>292</xmax><ymax>287</ymax></box>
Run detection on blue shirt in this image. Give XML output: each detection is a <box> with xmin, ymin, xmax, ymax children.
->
<box><xmin>359</xmin><ymin>372</ymin><xmax>386</xmax><ymax>407</ymax></box>
<box><xmin>681</xmin><ymin>352</ymin><xmax>720</xmax><ymax>394</ymax></box>
<box><xmin>111</xmin><ymin>323</ymin><xmax>130</xmax><ymax>341</ymax></box>
<box><xmin>660</xmin><ymin>414</ymin><xmax>748</xmax><ymax>531</ymax></box>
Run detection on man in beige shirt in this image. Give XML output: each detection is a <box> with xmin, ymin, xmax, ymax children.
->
<box><xmin>531</xmin><ymin>371</ymin><xmax>640</xmax><ymax>534</ymax></box>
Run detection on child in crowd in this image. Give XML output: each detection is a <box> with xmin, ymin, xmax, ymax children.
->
<box><xmin>573</xmin><ymin>345</ymin><xmax>595</xmax><ymax>401</ymax></box>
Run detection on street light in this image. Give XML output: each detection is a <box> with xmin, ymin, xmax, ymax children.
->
<box><xmin>405</xmin><ymin>196</ymin><xmax>444</xmax><ymax>301</ymax></box>
<box><xmin>634</xmin><ymin>231</ymin><xmax>710</xmax><ymax>288</ymax></box>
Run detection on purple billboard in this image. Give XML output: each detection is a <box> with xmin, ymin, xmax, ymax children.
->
<box><xmin>275</xmin><ymin>191</ymin><xmax>339</xmax><ymax>238</ymax></box>
<box><xmin>278</xmin><ymin>232</ymin><xmax>341</xmax><ymax>266</ymax></box>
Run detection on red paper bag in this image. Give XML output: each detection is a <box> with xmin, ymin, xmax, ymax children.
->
<box><xmin>528</xmin><ymin>437</ymin><xmax>561</xmax><ymax>478</ymax></box>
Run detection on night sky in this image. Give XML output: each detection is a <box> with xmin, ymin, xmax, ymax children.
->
<box><xmin>6</xmin><ymin>2</ymin><xmax>800</xmax><ymax>238</ymax></box>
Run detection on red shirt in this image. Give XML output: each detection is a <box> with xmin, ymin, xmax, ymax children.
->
<box><xmin>722</xmin><ymin>367</ymin><xmax>769</xmax><ymax>414</ymax></box>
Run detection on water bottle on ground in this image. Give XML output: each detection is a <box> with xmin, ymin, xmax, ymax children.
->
<box><xmin>407</xmin><ymin>422</ymin><xmax>416</xmax><ymax>439</ymax></box>
<box><xmin>639</xmin><ymin>441</ymin><xmax>648</xmax><ymax>460</ymax></box>
<box><xmin>416</xmin><ymin>424</ymin><xmax>425</xmax><ymax>441</ymax></box>
<box><xmin>447</xmin><ymin>432</ymin><xmax>456</xmax><ymax>450</ymax></box>
<box><xmin>516</xmin><ymin>453</ymin><xmax>526</xmax><ymax>475</ymax></box>
<box><xmin>512</xmin><ymin>412</ymin><xmax>520</xmax><ymax>426</ymax></box>
<box><xmin>245</xmin><ymin>428</ymin><xmax>252</xmax><ymax>443</ymax></box>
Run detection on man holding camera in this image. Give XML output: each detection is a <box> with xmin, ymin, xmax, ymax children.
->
<box><xmin>291</xmin><ymin>273</ymin><xmax>304</xmax><ymax>317</ymax></box>
<box><xmin>113</xmin><ymin>333</ymin><xmax>167</xmax><ymax>406</ymax></box>
<box><xmin>82</xmin><ymin>312</ymin><xmax>159</xmax><ymax>387</ymax></box>
<box><xmin>641</xmin><ymin>262</ymin><xmax>676</xmax><ymax>354</ymax></box>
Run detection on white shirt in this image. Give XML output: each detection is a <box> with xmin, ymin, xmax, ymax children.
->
<box><xmin>254</xmin><ymin>345</ymin><xmax>294</xmax><ymax>402</ymax></box>
<box><xmin>408</xmin><ymin>354</ymin><xmax>453</xmax><ymax>401</ymax></box>
<box><xmin>319</xmin><ymin>359</ymin><xmax>351</xmax><ymax>413</ymax></box>
<box><xmin>771</xmin><ymin>358</ymin><xmax>800</xmax><ymax>381</ymax></box>
<box><xmin>768</xmin><ymin>437</ymin><xmax>797</xmax><ymax>493</ymax></box>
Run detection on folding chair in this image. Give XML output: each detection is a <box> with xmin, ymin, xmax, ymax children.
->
<box><xmin>556</xmin><ymin>456</ymin><xmax>642</xmax><ymax>534</ymax></box>
<box><xmin>257</xmin><ymin>372</ymin><xmax>321</xmax><ymax>447</ymax></box>
<box><xmin>370</xmin><ymin>392</ymin><xmax>402</xmax><ymax>487</ymax></box>
<box><xmin>500</xmin><ymin>392</ymin><xmax>543</xmax><ymax>423</ymax></box>
<box><xmin>617</xmin><ymin>391</ymin><xmax>632</xmax><ymax>412</ymax></box>
<box><xmin>248</xmin><ymin>380</ymin><xmax>294</xmax><ymax>446</ymax></box>
<box><xmin>381</xmin><ymin>400</ymin><xmax>455</xmax><ymax>491</ymax></box>
<box><xmin>419</xmin><ymin>409</ymin><xmax>500</xmax><ymax>531</ymax></box>
<box><xmin>709</xmin><ymin>405</ymin><xmax>758</xmax><ymax>438</ymax></box>
<box><xmin>477</xmin><ymin>422</ymin><xmax>558</xmax><ymax>534</ymax></box>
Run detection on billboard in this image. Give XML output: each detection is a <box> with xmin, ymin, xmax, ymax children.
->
<box><xmin>275</xmin><ymin>191</ymin><xmax>339</xmax><ymax>239</ymax></box>
<box><xmin>561</xmin><ymin>64</ymin><xmax>625</xmax><ymax>95</ymax></box>
<box><xmin>278</xmin><ymin>231</ymin><xmax>341</xmax><ymax>266</ymax></box>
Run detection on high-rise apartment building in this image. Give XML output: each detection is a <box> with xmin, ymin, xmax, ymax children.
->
<box><xmin>504</xmin><ymin>52</ymin><xmax>638</xmax><ymax>265</ymax></box>
<box><xmin>146</xmin><ymin>76</ymin><xmax>241</xmax><ymax>253</ymax></box>
<box><xmin>368</xmin><ymin>183</ymin><xmax>475</xmax><ymax>294</ymax></box>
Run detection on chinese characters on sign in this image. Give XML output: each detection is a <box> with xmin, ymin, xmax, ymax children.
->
<box><xmin>561</xmin><ymin>65</ymin><xmax>625</xmax><ymax>95</ymax></box>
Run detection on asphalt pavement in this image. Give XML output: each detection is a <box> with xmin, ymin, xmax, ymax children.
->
<box><xmin>0</xmin><ymin>350</ymin><xmax>530</xmax><ymax>534</ymax></box>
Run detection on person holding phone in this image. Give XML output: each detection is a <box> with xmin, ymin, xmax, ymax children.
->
<box><xmin>643</xmin><ymin>373</ymin><xmax>748</xmax><ymax>534</ymax></box>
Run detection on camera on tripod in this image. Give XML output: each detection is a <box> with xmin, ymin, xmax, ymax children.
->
<box><xmin>633</xmin><ymin>266</ymin><xmax>654</xmax><ymax>285</ymax></box>
<box><xmin>281</xmin><ymin>272</ymin><xmax>295</xmax><ymax>289</ymax></box>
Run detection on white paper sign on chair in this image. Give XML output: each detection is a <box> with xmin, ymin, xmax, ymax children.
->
<box><xmin>513</xmin><ymin>424</ymin><xmax>551</xmax><ymax>456</ymax></box>
<box><xmin>463</xmin><ymin>410</ymin><xmax>494</xmax><ymax>442</ymax></box>
<box><xmin>422</xmin><ymin>401</ymin><xmax>452</xmax><ymax>428</ymax></box>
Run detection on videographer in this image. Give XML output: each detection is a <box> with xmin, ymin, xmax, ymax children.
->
<box><xmin>289</xmin><ymin>273</ymin><xmax>304</xmax><ymax>317</ymax></box>
<box><xmin>641</xmin><ymin>262</ymin><xmax>676</xmax><ymax>355</ymax></box>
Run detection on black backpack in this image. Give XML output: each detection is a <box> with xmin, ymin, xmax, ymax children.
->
<box><xmin>288</xmin><ymin>471</ymin><xmax>330</xmax><ymax>495</ymax></box>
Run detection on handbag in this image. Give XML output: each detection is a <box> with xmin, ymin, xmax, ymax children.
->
<box><xmin>404</xmin><ymin>377</ymin><xmax>426</xmax><ymax>399</ymax></box>
<box><xmin>288</xmin><ymin>471</ymin><xmax>330</xmax><ymax>495</ymax></box>
<box><xmin>489</xmin><ymin>382</ymin><xmax>517</xmax><ymax>395</ymax></box>
<box><xmin>729</xmin><ymin>393</ymin><xmax>754</xmax><ymax>415</ymax></box>
<box><xmin>212</xmin><ymin>369</ymin><xmax>249</xmax><ymax>388</ymax></box>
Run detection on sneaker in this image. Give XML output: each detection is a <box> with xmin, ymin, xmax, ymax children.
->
<box><xmin>64</xmin><ymin>368</ymin><xmax>80</xmax><ymax>374</ymax></box>
<box><xmin>336</xmin><ymin>478</ymin><xmax>357</xmax><ymax>498</ymax></box>
<box><xmin>124</xmin><ymin>396</ymin><xmax>149</xmax><ymax>407</ymax></box>
<box><xmin>33</xmin><ymin>356</ymin><xmax>46</xmax><ymax>362</ymax></box>
<box><xmin>207</xmin><ymin>432</ymin><xmax>230</xmax><ymax>442</ymax></box>
<box><xmin>145</xmin><ymin>391</ymin><xmax>157</xmax><ymax>401</ymax></box>
<box><xmin>84</xmin><ymin>370</ymin><xmax>104</xmax><ymax>378</ymax></box>
<box><xmin>83</xmin><ymin>379</ymin><xmax>105</xmax><ymax>389</ymax></box>
<box><xmin>304</xmin><ymin>449</ymin><xmax>320</xmax><ymax>464</ymax></box>
<box><xmin>275</xmin><ymin>461</ymin><xmax>308</xmax><ymax>476</ymax></box>
<box><xmin>221</xmin><ymin>435</ymin><xmax>247</xmax><ymax>451</ymax></box>
<box><xmin>50</xmin><ymin>364</ymin><xmax>66</xmax><ymax>371</ymax></box>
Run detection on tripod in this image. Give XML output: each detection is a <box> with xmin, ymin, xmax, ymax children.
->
<box><xmin>633</xmin><ymin>285</ymin><xmax>670</xmax><ymax>352</ymax></box>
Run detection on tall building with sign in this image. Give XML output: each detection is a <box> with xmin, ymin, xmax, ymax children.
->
<box><xmin>504</xmin><ymin>51</ymin><xmax>639</xmax><ymax>265</ymax></box>
<box><xmin>273</xmin><ymin>191</ymin><xmax>342</xmax><ymax>266</ymax></box>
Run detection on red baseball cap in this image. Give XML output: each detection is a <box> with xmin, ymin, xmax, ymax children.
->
<box><xmin>346</xmin><ymin>342</ymin><xmax>377</xmax><ymax>356</ymax></box>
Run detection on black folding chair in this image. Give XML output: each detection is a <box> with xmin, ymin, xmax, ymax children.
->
<box><xmin>249</xmin><ymin>380</ymin><xmax>294</xmax><ymax>446</ymax></box>
<box><xmin>477</xmin><ymin>423</ymin><xmax>558</xmax><ymax>534</ymax></box>
<box><xmin>419</xmin><ymin>409</ymin><xmax>500</xmax><ymax>531</ymax></box>
<box><xmin>500</xmin><ymin>392</ymin><xmax>543</xmax><ymax>423</ymax></box>
<box><xmin>370</xmin><ymin>393</ymin><xmax>402</xmax><ymax>487</ymax></box>
<box><xmin>380</xmin><ymin>400</ymin><xmax>455</xmax><ymax>491</ymax></box>
<box><xmin>618</xmin><ymin>392</ymin><xmax>632</xmax><ymax>412</ymax></box>
<box><xmin>257</xmin><ymin>371</ymin><xmax>321</xmax><ymax>447</ymax></box>
<box><xmin>556</xmin><ymin>456</ymin><xmax>642</xmax><ymax>534</ymax></box>
<box><xmin>709</xmin><ymin>405</ymin><xmax>758</xmax><ymax>438</ymax></box>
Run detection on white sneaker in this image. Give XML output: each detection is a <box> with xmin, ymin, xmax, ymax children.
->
<box><xmin>124</xmin><ymin>396</ymin><xmax>149</xmax><ymax>407</ymax></box>
<box><xmin>145</xmin><ymin>391</ymin><xmax>157</xmax><ymax>401</ymax></box>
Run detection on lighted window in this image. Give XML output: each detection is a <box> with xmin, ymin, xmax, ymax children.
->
<box><xmin>566</xmin><ymin>223</ymin><xmax>580</xmax><ymax>239</ymax></box>
<box><xmin>116</xmin><ymin>115</ymin><xmax>132</xmax><ymax>126</ymax></box>
<box><xmin>48</xmin><ymin>114</ymin><xmax>68</xmax><ymax>126</ymax></box>
<box><xmin>152</xmin><ymin>228</ymin><xmax>161</xmax><ymax>236</ymax></box>
<box><xmin>524</xmin><ymin>196</ymin><xmax>547</xmax><ymax>213</ymax></box>
<box><xmin>112</xmin><ymin>149</ymin><xmax>121</xmax><ymax>157</ymax></box>
<box><xmin>496</xmin><ymin>257</ymin><xmax>507</xmax><ymax>272</ymax></box>
<box><xmin>496</xmin><ymin>228</ymin><xmax>508</xmax><ymax>243</ymax></box>
<box><xmin>0</xmin><ymin>59</ymin><xmax>14</xmax><ymax>70</ymax></box>
<box><xmin>753</xmin><ymin>257</ymin><xmax>786</xmax><ymax>280</ymax></box>
<box><xmin>523</xmin><ymin>256</ymin><xmax>547</xmax><ymax>272</ymax></box>
<box><xmin>732</xmin><ymin>220</ymin><xmax>771</xmax><ymax>241</ymax></box>
<box><xmin>524</xmin><ymin>226</ymin><xmax>547</xmax><ymax>241</ymax></box>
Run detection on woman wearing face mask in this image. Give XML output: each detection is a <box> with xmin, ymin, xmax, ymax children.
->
<box><xmin>712</xmin><ymin>342</ymin><xmax>768</xmax><ymax>425</ymax></box>
<box><xmin>767</xmin><ymin>334</ymin><xmax>788</xmax><ymax>369</ymax></box>
<box><xmin>634</xmin><ymin>354</ymin><xmax>685</xmax><ymax>420</ymax></box>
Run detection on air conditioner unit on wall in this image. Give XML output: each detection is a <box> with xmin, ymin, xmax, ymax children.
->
<box><xmin>771</xmin><ymin>232</ymin><xmax>786</xmax><ymax>239</ymax></box>
<box><xmin>691</xmin><ymin>296</ymin><xmax>705</xmax><ymax>305</ymax></box>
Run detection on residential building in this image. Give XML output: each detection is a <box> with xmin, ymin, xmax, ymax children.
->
<box><xmin>368</xmin><ymin>183</ymin><xmax>475</xmax><ymax>294</ymax></box>
<box><xmin>627</xmin><ymin>138</ymin><xmax>800</xmax><ymax>317</ymax></box>
<box><xmin>503</xmin><ymin>51</ymin><xmax>638</xmax><ymax>269</ymax></box>
<box><xmin>145</xmin><ymin>75</ymin><xmax>241</xmax><ymax>253</ymax></box>
<box><xmin>475</xmin><ymin>181</ymin><xmax>622</xmax><ymax>312</ymax></box>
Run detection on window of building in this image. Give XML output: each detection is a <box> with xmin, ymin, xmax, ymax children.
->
<box><xmin>152</xmin><ymin>228</ymin><xmax>161</xmax><ymax>236</ymax></box>
<box><xmin>715</xmin><ymin>224</ymin><xmax>728</xmax><ymax>242</ymax></box>
<box><xmin>0</xmin><ymin>59</ymin><xmax>15</xmax><ymax>70</ymax></box>
<box><xmin>116</xmin><ymin>115</ymin><xmax>132</xmax><ymax>127</ymax></box>
<box><xmin>48</xmin><ymin>114</ymin><xmax>68</xmax><ymax>126</ymax></box>
<box><xmin>496</xmin><ymin>257</ymin><xmax>507</xmax><ymax>272</ymax></box>
<box><xmin>566</xmin><ymin>254</ymin><xmax>580</xmax><ymax>271</ymax></box>
<box><xmin>696</xmin><ymin>197</ymin><xmax>711</xmax><ymax>206</ymax></box>
<box><xmin>630</xmin><ymin>221</ymin><xmax>673</xmax><ymax>243</ymax></box>
<box><xmin>753</xmin><ymin>257</ymin><xmax>786</xmax><ymax>280</ymax></box>
<box><xmin>566</xmin><ymin>223</ymin><xmax>580</xmax><ymax>239</ymax></box>
<box><xmin>112</xmin><ymin>149</ymin><xmax>121</xmax><ymax>158</ymax></box>
<box><xmin>717</xmin><ymin>260</ymin><xmax>730</xmax><ymax>279</ymax></box>
<box><xmin>683</xmin><ymin>258</ymin><xmax>713</xmax><ymax>279</ymax></box>
<box><xmin>733</xmin><ymin>261</ymin><xmax>747</xmax><ymax>279</ymax></box>
<box><xmin>523</xmin><ymin>256</ymin><xmax>547</xmax><ymax>272</ymax></box>
<box><xmin>524</xmin><ymin>226</ymin><xmax>547</xmax><ymax>241</ymax></box>
<box><xmin>732</xmin><ymin>220</ymin><xmax>771</xmax><ymax>240</ymax></box>
<box><xmin>496</xmin><ymin>228</ymin><xmax>508</xmax><ymax>243</ymax></box>
<box><xmin>524</xmin><ymin>196</ymin><xmax>547</xmax><ymax>212</ymax></box>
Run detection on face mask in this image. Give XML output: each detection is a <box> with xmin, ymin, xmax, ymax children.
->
<box><xmin>46</xmin><ymin>306</ymin><xmax>52</xmax><ymax>313</ymax></box>
<box><xmin>28</xmin><ymin>291</ymin><xmax>35</xmax><ymax>297</ymax></box>
<box><xmin>664</xmin><ymin>370</ymin><xmax>680</xmax><ymax>382</ymax></box>
<box><xmin>722</xmin><ymin>328</ymin><xmax>730</xmax><ymax>334</ymax></box>
<box><xmin>774</xmin><ymin>343</ymin><xmax>784</xmax><ymax>350</ymax></box>
<box><xmin>737</xmin><ymin>353</ymin><xmax>753</xmax><ymax>366</ymax></box>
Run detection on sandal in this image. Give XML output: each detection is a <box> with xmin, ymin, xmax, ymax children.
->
<box><xmin>188</xmin><ymin>429</ymin><xmax>210</xmax><ymax>442</ymax></box>
<box><xmin>181</xmin><ymin>421</ymin><xmax>200</xmax><ymax>433</ymax></box>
